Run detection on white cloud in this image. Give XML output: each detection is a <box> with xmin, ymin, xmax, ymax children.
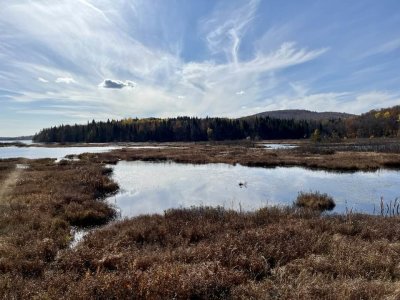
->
<box><xmin>173</xmin><ymin>42</ymin><xmax>327</xmax><ymax>115</ymax></box>
<box><xmin>376</xmin><ymin>38</ymin><xmax>400</xmax><ymax>54</ymax></box>
<box><xmin>55</xmin><ymin>77</ymin><xmax>76</xmax><ymax>84</ymax></box>
<box><xmin>38</xmin><ymin>77</ymin><xmax>49</xmax><ymax>83</ymax></box>
<box><xmin>18</xmin><ymin>108</ymin><xmax>120</xmax><ymax>120</ymax></box>
<box><xmin>273</xmin><ymin>92</ymin><xmax>351</xmax><ymax>112</ymax></box>
<box><xmin>98</xmin><ymin>79</ymin><xmax>136</xmax><ymax>89</ymax></box>
<box><xmin>352</xmin><ymin>91</ymin><xmax>400</xmax><ymax>113</ymax></box>
<box><xmin>361</xmin><ymin>38</ymin><xmax>400</xmax><ymax>58</ymax></box>
<box><xmin>239</xmin><ymin>91</ymin><xmax>400</xmax><ymax>116</ymax></box>
<box><xmin>0</xmin><ymin>1</ymin><xmax>327</xmax><ymax>118</ymax></box>
<box><xmin>2</xmin><ymin>0</ymin><xmax>394</xmax><ymax>134</ymax></box>
<box><xmin>289</xmin><ymin>82</ymin><xmax>309</xmax><ymax>97</ymax></box>
<box><xmin>202</xmin><ymin>0</ymin><xmax>260</xmax><ymax>64</ymax></box>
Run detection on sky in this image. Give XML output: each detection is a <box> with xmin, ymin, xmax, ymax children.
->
<box><xmin>1</xmin><ymin>0</ymin><xmax>400</xmax><ymax>136</ymax></box>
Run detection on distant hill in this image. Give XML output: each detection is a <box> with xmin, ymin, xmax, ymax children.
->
<box><xmin>244</xmin><ymin>109</ymin><xmax>356</xmax><ymax>121</ymax></box>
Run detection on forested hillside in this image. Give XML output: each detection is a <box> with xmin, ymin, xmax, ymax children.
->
<box><xmin>32</xmin><ymin>106</ymin><xmax>400</xmax><ymax>143</ymax></box>
<box><xmin>345</xmin><ymin>106</ymin><xmax>400</xmax><ymax>138</ymax></box>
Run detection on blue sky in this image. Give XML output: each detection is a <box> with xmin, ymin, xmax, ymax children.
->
<box><xmin>1</xmin><ymin>0</ymin><xmax>400</xmax><ymax>136</ymax></box>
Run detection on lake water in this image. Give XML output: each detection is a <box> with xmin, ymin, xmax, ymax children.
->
<box><xmin>263</xmin><ymin>143</ymin><xmax>298</xmax><ymax>149</ymax></box>
<box><xmin>107</xmin><ymin>161</ymin><xmax>400</xmax><ymax>217</ymax></box>
<box><xmin>0</xmin><ymin>144</ymin><xmax>177</xmax><ymax>160</ymax></box>
<box><xmin>0</xmin><ymin>146</ymin><xmax>121</xmax><ymax>160</ymax></box>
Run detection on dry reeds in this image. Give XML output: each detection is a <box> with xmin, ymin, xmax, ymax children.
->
<box><xmin>379</xmin><ymin>197</ymin><xmax>400</xmax><ymax>217</ymax></box>
<box><xmin>295</xmin><ymin>191</ymin><xmax>336</xmax><ymax>211</ymax></box>
<box><xmin>80</xmin><ymin>140</ymin><xmax>400</xmax><ymax>172</ymax></box>
<box><xmin>0</xmin><ymin>158</ymin><xmax>118</xmax><ymax>288</ymax></box>
<box><xmin>10</xmin><ymin>206</ymin><xmax>399</xmax><ymax>299</ymax></box>
<box><xmin>2</xmin><ymin>140</ymin><xmax>400</xmax><ymax>299</ymax></box>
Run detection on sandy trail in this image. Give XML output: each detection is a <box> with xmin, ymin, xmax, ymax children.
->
<box><xmin>0</xmin><ymin>165</ymin><xmax>23</xmax><ymax>202</ymax></box>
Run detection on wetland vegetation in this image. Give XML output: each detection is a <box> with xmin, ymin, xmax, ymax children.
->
<box><xmin>0</xmin><ymin>139</ymin><xmax>399</xmax><ymax>298</ymax></box>
<box><xmin>2</xmin><ymin>0</ymin><xmax>400</xmax><ymax>297</ymax></box>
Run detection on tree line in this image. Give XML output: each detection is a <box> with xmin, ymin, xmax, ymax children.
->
<box><xmin>33</xmin><ymin>117</ymin><xmax>323</xmax><ymax>143</ymax></box>
<box><xmin>32</xmin><ymin>106</ymin><xmax>400</xmax><ymax>143</ymax></box>
<box><xmin>344</xmin><ymin>106</ymin><xmax>400</xmax><ymax>138</ymax></box>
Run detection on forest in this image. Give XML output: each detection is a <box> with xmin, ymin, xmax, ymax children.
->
<box><xmin>33</xmin><ymin>106</ymin><xmax>400</xmax><ymax>143</ymax></box>
<box><xmin>344</xmin><ymin>105</ymin><xmax>400</xmax><ymax>138</ymax></box>
<box><xmin>33</xmin><ymin>117</ymin><xmax>327</xmax><ymax>143</ymax></box>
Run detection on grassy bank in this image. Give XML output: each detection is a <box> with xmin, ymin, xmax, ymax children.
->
<box><xmin>5</xmin><ymin>206</ymin><xmax>400</xmax><ymax>299</ymax></box>
<box><xmin>0</xmin><ymin>160</ymin><xmax>17</xmax><ymax>181</ymax></box>
<box><xmin>297</xmin><ymin>138</ymin><xmax>400</xmax><ymax>154</ymax></box>
<box><xmin>80</xmin><ymin>140</ymin><xmax>400</xmax><ymax>171</ymax></box>
<box><xmin>0</xmin><ymin>158</ymin><xmax>118</xmax><ymax>297</ymax></box>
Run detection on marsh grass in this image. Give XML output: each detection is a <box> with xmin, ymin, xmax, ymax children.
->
<box><xmin>298</xmin><ymin>138</ymin><xmax>400</xmax><ymax>154</ymax></box>
<box><xmin>1</xmin><ymin>201</ymin><xmax>400</xmax><ymax>298</ymax></box>
<box><xmin>0</xmin><ymin>158</ymin><xmax>118</xmax><ymax>291</ymax></box>
<box><xmin>81</xmin><ymin>141</ymin><xmax>400</xmax><ymax>172</ymax></box>
<box><xmin>378</xmin><ymin>197</ymin><xmax>400</xmax><ymax>217</ymax></box>
<box><xmin>4</xmin><ymin>206</ymin><xmax>397</xmax><ymax>299</ymax></box>
<box><xmin>295</xmin><ymin>191</ymin><xmax>336</xmax><ymax>212</ymax></box>
<box><xmin>2</xmin><ymin>140</ymin><xmax>400</xmax><ymax>299</ymax></box>
<box><xmin>0</xmin><ymin>160</ymin><xmax>18</xmax><ymax>181</ymax></box>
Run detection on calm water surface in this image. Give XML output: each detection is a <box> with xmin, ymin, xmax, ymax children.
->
<box><xmin>0</xmin><ymin>144</ymin><xmax>175</xmax><ymax>160</ymax></box>
<box><xmin>107</xmin><ymin>161</ymin><xmax>400</xmax><ymax>217</ymax></box>
<box><xmin>263</xmin><ymin>143</ymin><xmax>298</xmax><ymax>149</ymax></box>
<box><xmin>0</xmin><ymin>145</ymin><xmax>121</xmax><ymax>159</ymax></box>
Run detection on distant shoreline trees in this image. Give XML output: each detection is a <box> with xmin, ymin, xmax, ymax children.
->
<box><xmin>33</xmin><ymin>106</ymin><xmax>400</xmax><ymax>143</ymax></box>
<box><xmin>33</xmin><ymin>117</ymin><xmax>321</xmax><ymax>143</ymax></box>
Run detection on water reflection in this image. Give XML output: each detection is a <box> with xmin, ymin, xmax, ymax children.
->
<box><xmin>0</xmin><ymin>144</ymin><xmax>182</xmax><ymax>160</ymax></box>
<box><xmin>0</xmin><ymin>146</ymin><xmax>120</xmax><ymax>160</ymax></box>
<box><xmin>107</xmin><ymin>161</ymin><xmax>400</xmax><ymax>217</ymax></box>
<box><xmin>263</xmin><ymin>143</ymin><xmax>298</xmax><ymax>149</ymax></box>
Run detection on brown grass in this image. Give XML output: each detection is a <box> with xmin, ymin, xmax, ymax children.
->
<box><xmin>295</xmin><ymin>191</ymin><xmax>336</xmax><ymax>211</ymax></box>
<box><xmin>0</xmin><ymin>158</ymin><xmax>118</xmax><ymax>292</ymax></box>
<box><xmin>1</xmin><ymin>141</ymin><xmax>400</xmax><ymax>299</ymax></box>
<box><xmin>0</xmin><ymin>159</ymin><xmax>18</xmax><ymax>182</ymax></box>
<box><xmin>78</xmin><ymin>140</ymin><xmax>400</xmax><ymax>172</ymax></box>
<box><xmin>2</xmin><ymin>206</ymin><xmax>398</xmax><ymax>299</ymax></box>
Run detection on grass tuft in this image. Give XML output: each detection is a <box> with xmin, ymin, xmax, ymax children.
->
<box><xmin>295</xmin><ymin>191</ymin><xmax>336</xmax><ymax>211</ymax></box>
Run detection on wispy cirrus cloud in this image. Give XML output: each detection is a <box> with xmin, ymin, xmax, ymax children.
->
<box><xmin>360</xmin><ymin>38</ymin><xmax>400</xmax><ymax>59</ymax></box>
<box><xmin>201</xmin><ymin>0</ymin><xmax>260</xmax><ymax>64</ymax></box>
<box><xmin>55</xmin><ymin>77</ymin><xmax>76</xmax><ymax>84</ymax></box>
<box><xmin>0</xmin><ymin>0</ymin><xmax>399</xmax><ymax>135</ymax></box>
<box><xmin>2</xmin><ymin>0</ymin><xmax>328</xmax><ymax>118</ymax></box>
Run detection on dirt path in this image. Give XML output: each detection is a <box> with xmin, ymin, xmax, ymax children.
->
<box><xmin>0</xmin><ymin>165</ymin><xmax>23</xmax><ymax>202</ymax></box>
